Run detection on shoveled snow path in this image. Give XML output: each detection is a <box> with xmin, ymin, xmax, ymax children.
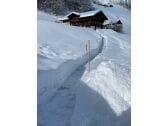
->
<box><xmin>69</xmin><ymin>30</ymin><xmax>131</xmax><ymax>126</ymax></box>
<box><xmin>38</xmin><ymin>38</ymin><xmax>104</xmax><ymax>126</ymax></box>
<box><xmin>38</xmin><ymin>67</ymin><xmax>85</xmax><ymax>126</ymax></box>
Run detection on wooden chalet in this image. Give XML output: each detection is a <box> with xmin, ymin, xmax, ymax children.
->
<box><xmin>59</xmin><ymin>10</ymin><xmax>108</xmax><ymax>29</ymax></box>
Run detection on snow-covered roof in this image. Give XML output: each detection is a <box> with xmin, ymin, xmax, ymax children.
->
<box><xmin>59</xmin><ymin>10</ymin><xmax>108</xmax><ymax>21</ymax></box>
<box><xmin>80</xmin><ymin>10</ymin><xmax>102</xmax><ymax>18</ymax></box>
<box><xmin>67</xmin><ymin>12</ymin><xmax>80</xmax><ymax>17</ymax></box>
<box><xmin>59</xmin><ymin>12</ymin><xmax>80</xmax><ymax>21</ymax></box>
<box><xmin>104</xmin><ymin>19</ymin><xmax>122</xmax><ymax>25</ymax></box>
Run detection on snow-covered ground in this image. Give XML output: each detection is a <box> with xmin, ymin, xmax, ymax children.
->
<box><xmin>93</xmin><ymin>0</ymin><xmax>131</xmax><ymax>8</ymax></box>
<box><xmin>38</xmin><ymin>4</ymin><xmax>131</xmax><ymax>126</ymax></box>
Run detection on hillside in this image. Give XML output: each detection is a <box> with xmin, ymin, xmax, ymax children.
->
<box><xmin>38</xmin><ymin>3</ymin><xmax>131</xmax><ymax>126</ymax></box>
<box><xmin>93</xmin><ymin>0</ymin><xmax>131</xmax><ymax>8</ymax></box>
<box><xmin>38</xmin><ymin>0</ymin><xmax>94</xmax><ymax>14</ymax></box>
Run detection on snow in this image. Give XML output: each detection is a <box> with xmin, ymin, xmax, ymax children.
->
<box><xmin>93</xmin><ymin>0</ymin><xmax>131</xmax><ymax>7</ymax></box>
<box><xmin>94</xmin><ymin>0</ymin><xmax>117</xmax><ymax>5</ymax></box>
<box><xmin>37</xmin><ymin>11</ymin><xmax>58</xmax><ymax>22</ymax></box>
<box><xmin>80</xmin><ymin>10</ymin><xmax>102</xmax><ymax>18</ymax></box>
<box><xmin>59</xmin><ymin>16</ymin><xmax>68</xmax><ymax>21</ymax></box>
<box><xmin>67</xmin><ymin>12</ymin><xmax>80</xmax><ymax>17</ymax></box>
<box><xmin>38</xmin><ymin>11</ymin><xmax>101</xmax><ymax>70</ymax></box>
<box><xmin>38</xmin><ymin>3</ymin><xmax>131</xmax><ymax>126</ymax></box>
<box><xmin>71</xmin><ymin>61</ymin><xmax>130</xmax><ymax>125</ymax></box>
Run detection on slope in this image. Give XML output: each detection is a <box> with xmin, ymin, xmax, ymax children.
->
<box><xmin>70</xmin><ymin>4</ymin><xmax>131</xmax><ymax>126</ymax></box>
<box><xmin>38</xmin><ymin>3</ymin><xmax>131</xmax><ymax>126</ymax></box>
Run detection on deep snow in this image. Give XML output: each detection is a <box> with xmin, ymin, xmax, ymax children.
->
<box><xmin>93</xmin><ymin>0</ymin><xmax>131</xmax><ymax>8</ymax></box>
<box><xmin>38</xmin><ymin>3</ymin><xmax>131</xmax><ymax>126</ymax></box>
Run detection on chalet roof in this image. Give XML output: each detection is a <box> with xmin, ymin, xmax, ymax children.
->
<box><xmin>113</xmin><ymin>20</ymin><xmax>122</xmax><ymax>24</ymax></box>
<box><xmin>59</xmin><ymin>12</ymin><xmax>80</xmax><ymax>21</ymax></box>
<box><xmin>80</xmin><ymin>10</ymin><xmax>102</xmax><ymax>18</ymax></box>
<box><xmin>59</xmin><ymin>10</ymin><xmax>108</xmax><ymax>21</ymax></box>
<box><xmin>67</xmin><ymin>12</ymin><xmax>80</xmax><ymax>17</ymax></box>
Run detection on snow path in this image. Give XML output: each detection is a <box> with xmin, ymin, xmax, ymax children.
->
<box><xmin>38</xmin><ymin>67</ymin><xmax>86</xmax><ymax>126</ymax></box>
<box><xmin>38</xmin><ymin>37</ymin><xmax>104</xmax><ymax>126</ymax></box>
<box><xmin>70</xmin><ymin>29</ymin><xmax>131</xmax><ymax>126</ymax></box>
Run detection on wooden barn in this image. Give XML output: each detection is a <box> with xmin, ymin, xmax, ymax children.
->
<box><xmin>104</xmin><ymin>20</ymin><xmax>123</xmax><ymax>32</ymax></box>
<box><xmin>59</xmin><ymin>10</ymin><xmax>108</xmax><ymax>29</ymax></box>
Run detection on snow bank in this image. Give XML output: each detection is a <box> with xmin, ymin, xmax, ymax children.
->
<box><xmin>38</xmin><ymin>11</ymin><xmax>101</xmax><ymax>70</ymax></box>
<box><xmin>38</xmin><ymin>10</ymin><xmax>102</xmax><ymax>100</ymax></box>
<box><xmin>38</xmin><ymin>37</ymin><xmax>104</xmax><ymax>103</ymax></box>
<box><xmin>71</xmin><ymin>61</ymin><xmax>130</xmax><ymax>126</ymax></box>
<box><xmin>38</xmin><ymin>36</ymin><xmax>104</xmax><ymax>126</ymax></box>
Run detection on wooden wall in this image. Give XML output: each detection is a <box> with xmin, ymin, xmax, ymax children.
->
<box><xmin>69</xmin><ymin>16</ymin><xmax>104</xmax><ymax>28</ymax></box>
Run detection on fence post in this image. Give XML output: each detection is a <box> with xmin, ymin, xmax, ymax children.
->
<box><xmin>85</xmin><ymin>40</ymin><xmax>91</xmax><ymax>72</ymax></box>
<box><xmin>88</xmin><ymin>40</ymin><xmax>90</xmax><ymax>72</ymax></box>
<box><xmin>85</xmin><ymin>41</ymin><xmax>88</xmax><ymax>54</ymax></box>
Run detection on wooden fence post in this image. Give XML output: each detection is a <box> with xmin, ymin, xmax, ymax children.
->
<box><xmin>85</xmin><ymin>40</ymin><xmax>91</xmax><ymax>72</ymax></box>
<box><xmin>88</xmin><ymin>40</ymin><xmax>91</xmax><ymax>72</ymax></box>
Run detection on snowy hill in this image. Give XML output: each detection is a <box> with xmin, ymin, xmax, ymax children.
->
<box><xmin>38</xmin><ymin>3</ymin><xmax>131</xmax><ymax>126</ymax></box>
<box><xmin>93</xmin><ymin>0</ymin><xmax>131</xmax><ymax>8</ymax></box>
